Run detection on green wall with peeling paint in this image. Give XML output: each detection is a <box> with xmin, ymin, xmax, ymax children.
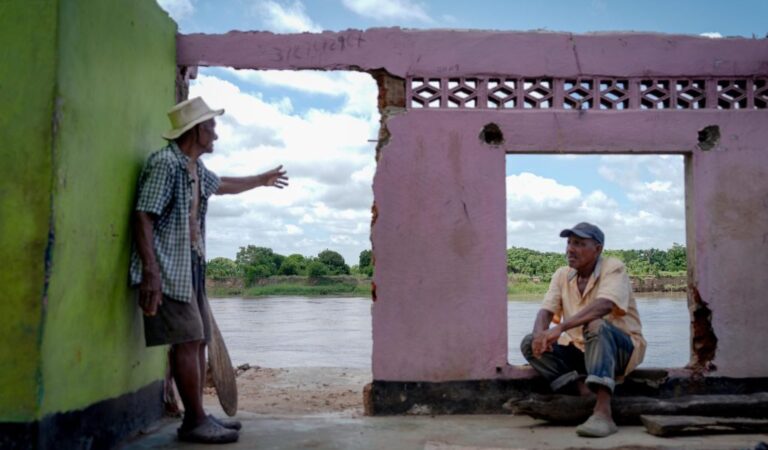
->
<box><xmin>1</xmin><ymin>0</ymin><xmax>176</xmax><ymax>422</ymax></box>
<box><xmin>0</xmin><ymin>0</ymin><xmax>58</xmax><ymax>422</ymax></box>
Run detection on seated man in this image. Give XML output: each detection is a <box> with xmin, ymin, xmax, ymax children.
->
<box><xmin>520</xmin><ymin>222</ymin><xmax>645</xmax><ymax>438</ymax></box>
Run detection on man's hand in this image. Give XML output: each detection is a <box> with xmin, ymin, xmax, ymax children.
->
<box><xmin>260</xmin><ymin>165</ymin><xmax>289</xmax><ymax>189</ymax></box>
<box><xmin>139</xmin><ymin>267</ymin><xmax>162</xmax><ymax>316</ymax></box>
<box><xmin>217</xmin><ymin>166</ymin><xmax>290</xmax><ymax>195</ymax></box>
<box><xmin>532</xmin><ymin>326</ymin><xmax>561</xmax><ymax>358</ymax></box>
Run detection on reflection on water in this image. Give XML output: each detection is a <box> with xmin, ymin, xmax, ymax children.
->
<box><xmin>209</xmin><ymin>294</ymin><xmax>689</xmax><ymax>369</ymax></box>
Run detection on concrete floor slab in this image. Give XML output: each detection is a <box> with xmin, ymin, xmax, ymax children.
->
<box><xmin>121</xmin><ymin>412</ymin><xmax>768</xmax><ymax>450</ymax></box>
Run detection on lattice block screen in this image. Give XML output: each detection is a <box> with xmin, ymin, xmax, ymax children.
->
<box><xmin>407</xmin><ymin>77</ymin><xmax>768</xmax><ymax>110</ymax></box>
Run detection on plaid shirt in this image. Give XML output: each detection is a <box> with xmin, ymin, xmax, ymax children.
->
<box><xmin>129</xmin><ymin>142</ymin><xmax>220</xmax><ymax>302</ymax></box>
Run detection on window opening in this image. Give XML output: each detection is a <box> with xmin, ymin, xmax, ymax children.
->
<box><xmin>505</xmin><ymin>154</ymin><xmax>689</xmax><ymax>369</ymax></box>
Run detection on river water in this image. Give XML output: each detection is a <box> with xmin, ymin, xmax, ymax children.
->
<box><xmin>209</xmin><ymin>294</ymin><xmax>689</xmax><ymax>369</ymax></box>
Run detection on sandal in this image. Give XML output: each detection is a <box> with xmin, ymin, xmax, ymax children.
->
<box><xmin>209</xmin><ymin>414</ymin><xmax>242</xmax><ymax>431</ymax></box>
<box><xmin>178</xmin><ymin>418</ymin><xmax>239</xmax><ymax>444</ymax></box>
<box><xmin>576</xmin><ymin>414</ymin><xmax>618</xmax><ymax>438</ymax></box>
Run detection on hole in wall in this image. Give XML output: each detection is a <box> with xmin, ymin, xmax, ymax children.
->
<box><xmin>697</xmin><ymin>125</ymin><xmax>720</xmax><ymax>151</ymax></box>
<box><xmin>504</xmin><ymin>154</ymin><xmax>690</xmax><ymax>369</ymax></box>
<box><xmin>480</xmin><ymin>123</ymin><xmax>504</xmax><ymax>145</ymax></box>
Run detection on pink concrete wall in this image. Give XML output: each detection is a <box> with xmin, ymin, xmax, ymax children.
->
<box><xmin>691</xmin><ymin>125</ymin><xmax>768</xmax><ymax>377</ymax></box>
<box><xmin>372</xmin><ymin>114</ymin><xmax>507</xmax><ymax>381</ymax></box>
<box><xmin>178</xmin><ymin>30</ymin><xmax>768</xmax><ymax>381</ymax></box>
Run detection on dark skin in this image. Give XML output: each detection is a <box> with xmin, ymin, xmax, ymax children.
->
<box><xmin>530</xmin><ymin>235</ymin><xmax>616</xmax><ymax>422</ymax></box>
<box><xmin>135</xmin><ymin>118</ymin><xmax>288</xmax><ymax>429</ymax></box>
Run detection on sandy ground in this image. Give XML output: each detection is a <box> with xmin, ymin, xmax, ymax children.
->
<box><xmin>202</xmin><ymin>366</ymin><xmax>371</xmax><ymax>417</ymax></box>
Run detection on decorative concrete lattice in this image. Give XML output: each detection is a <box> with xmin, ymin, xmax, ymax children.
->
<box><xmin>523</xmin><ymin>79</ymin><xmax>553</xmax><ymax>109</ymax></box>
<box><xmin>487</xmin><ymin>78</ymin><xmax>517</xmax><ymax>109</ymax></box>
<box><xmin>756</xmin><ymin>79</ymin><xmax>768</xmax><ymax>109</ymax></box>
<box><xmin>717</xmin><ymin>80</ymin><xmax>748</xmax><ymax>109</ymax></box>
<box><xmin>676</xmin><ymin>80</ymin><xmax>706</xmax><ymax>109</ymax></box>
<box><xmin>407</xmin><ymin>77</ymin><xmax>768</xmax><ymax>111</ymax></box>
<box><xmin>599</xmin><ymin>79</ymin><xmax>630</xmax><ymax>110</ymax></box>
<box><xmin>447</xmin><ymin>78</ymin><xmax>479</xmax><ymax>108</ymax></box>
<box><xmin>564</xmin><ymin>79</ymin><xmax>594</xmax><ymax>110</ymax></box>
<box><xmin>640</xmin><ymin>80</ymin><xmax>672</xmax><ymax>109</ymax></box>
<box><xmin>411</xmin><ymin>78</ymin><xmax>442</xmax><ymax>108</ymax></box>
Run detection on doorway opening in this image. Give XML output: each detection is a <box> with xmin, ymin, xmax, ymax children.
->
<box><xmin>504</xmin><ymin>153</ymin><xmax>689</xmax><ymax>369</ymax></box>
<box><xmin>188</xmin><ymin>67</ymin><xmax>378</xmax><ymax>415</ymax></box>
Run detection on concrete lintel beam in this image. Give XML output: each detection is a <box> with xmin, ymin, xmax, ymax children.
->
<box><xmin>177</xmin><ymin>28</ymin><xmax>768</xmax><ymax>78</ymax></box>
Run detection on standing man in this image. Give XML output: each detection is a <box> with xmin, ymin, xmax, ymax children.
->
<box><xmin>130</xmin><ymin>97</ymin><xmax>288</xmax><ymax>444</ymax></box>
<box><xmin>520</xmin><ymin>222</ymin><xmax>645</xmax><ymax>438</ymax></box>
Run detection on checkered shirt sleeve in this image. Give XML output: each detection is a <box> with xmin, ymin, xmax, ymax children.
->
<box><xmin>135</xmin><ymin>153</ymin><xmax>174</xmax><ymax>215</ymax></box>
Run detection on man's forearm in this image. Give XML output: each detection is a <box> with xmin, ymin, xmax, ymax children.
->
<box><xmin>135</xmin><ymin>211</ymin><xmax>159</xmax><ymax>272</ymax></box>
<box><xmin>217</xmin><ymin>175</ymin><xmax>266</xmax><ymax>195</ymax></box>
<box><xmin>533</xmin><ymin>309</ymin><xmax>554</xmax><ymax>334</ymax></box>
<box><xmin>553</xmin><ymin>298</ymin><xmax>614</xmax><ymax>334</ymax></box>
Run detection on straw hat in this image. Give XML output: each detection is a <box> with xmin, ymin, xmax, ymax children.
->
<box><xmin>162</xmin><ymin>97</ymin><xmax>224</xmax><ymax>140</ymax></box>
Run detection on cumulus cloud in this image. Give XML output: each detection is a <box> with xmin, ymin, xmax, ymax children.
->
<box><xmin>341</xmin><ymin>0</ymin><xmax>433</xmax><ymax>23</ymax></box>
<box><xmin>155</xmin><ymin>0</ymin><xmax>195</xmax><ymax>20</ymax></box>
<box><xmin>252</xmin><ymin>0</ymin><xmax>322</xmax><ymax>33</ymax></box>
<box><xmin>700</xmin><ymin>32</ymin><xmax>723</xmax><ymax>39</ymax></box>
<box><xmin>226</xmin><ymin>69</ymin><xmax>378</xmax><ymax>117</ymax></box>
<box><xmin>506</xmin><ymin>162</ymin><xmax>685</xmax><ymax>253</ymax></box>
<box><xmin>190</xmin><ymin>69</ymin><xmax>378</xmax><ymax>264</ymax></box>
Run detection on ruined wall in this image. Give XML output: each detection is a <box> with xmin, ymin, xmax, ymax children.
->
<box><xmin>178</xmin><ymin>29</ymin><xmax>768</xmax><ymax>383</ymax></box>
<box><xmin>0</xmin><ymin>0</ymin><xmax>58</xmax><ymax>423</ymax></box>
<box><xmin>0</xmin><ymin>0</ymin><xmax>175</xmax><ymax>437</ymax></box>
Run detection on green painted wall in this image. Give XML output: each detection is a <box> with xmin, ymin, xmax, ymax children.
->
<box><xmin>1</xmin><ymin>0</ymin><xmax>177</xmax><ymax>422</ymax></box>
<box><xmin>0</xmin><ymin>1</ymin><xmax>59</xmax><ymax>422</ymax></box>
<box><xmin>39</xmin><ymin>0</ymin><xmax>176</xmax><ymax>416</ymax></box>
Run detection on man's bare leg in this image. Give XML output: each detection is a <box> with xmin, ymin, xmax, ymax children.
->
<box><xmin>574</xmin><ymin>379</ymin><xmax>594</xmax><ymax>397</ymax></box>
<box><xmin>171</xmin><ymin>340</ymin><xmax>206</xmax><ymax>429</ymax></box>
<box><xmin>198</xmin><ymin>343</ymin><xmax>207</xmax><ymax>395</ymax></box>
<box><xmin>592</xmin><ymin>386</ymin><xmax>613</xmax><ymax>420</ymax></box>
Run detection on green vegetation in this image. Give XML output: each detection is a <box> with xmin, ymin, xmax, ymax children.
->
<box><xmin>506</xmin><ymin>243</ymin><xmax>687</xmax><ymax>281</ymax></box>
<box><xmin>207</xmin><ymin>244</ymin><xmax>687</xmax><ymax>298</ymax></box>
<box><xmin>208</xmin><ymin>278</ymin><xmax>372</xmax><ymax>298</ymax></box>
<box><xmin>507</xmin><ymin>274</ymin><xmax>550</xmax><ymax>298</ymax></box>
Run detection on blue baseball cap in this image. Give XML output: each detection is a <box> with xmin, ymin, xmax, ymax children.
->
<box><xmin>559</xmin><ymin>222</ymin><xmax>604</xmax><ymax>245</ymax></box>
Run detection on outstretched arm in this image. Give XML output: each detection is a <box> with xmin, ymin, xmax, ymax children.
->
<box><xmin>216</xmin><ymin>165</ymin><xmax>289</xmax><ymax>195</ymax></box>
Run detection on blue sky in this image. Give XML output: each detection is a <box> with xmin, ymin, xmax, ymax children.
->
<box><xmin>156</xmin><ymin>0</ymin><xmax>766</xmax><ymax>264</ymax></box>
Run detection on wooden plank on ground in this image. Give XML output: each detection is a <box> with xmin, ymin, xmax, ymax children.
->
<box><xmin>641</xmin><ymin>415</ymin><xmax>768</xmax><ymax>437</ymax></box>
<box><xmin>503</xmin><ymin>392</ymin><xmax>768</xmax><ymax>424</ymax></box>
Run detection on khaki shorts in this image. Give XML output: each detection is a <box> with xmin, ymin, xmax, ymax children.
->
<box><xmin>143</xmin><ymin>252</ymin><xmax>211</xmax><ymax>347</ymax></box>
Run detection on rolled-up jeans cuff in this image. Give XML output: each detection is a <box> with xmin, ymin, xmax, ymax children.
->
<box><xmin>550</xmin><ymin>370</ymin><xmax>580</xmax><ymax>392</ymax></box>
<box><xmin>585</xmin><ymin>375</ymin><xmax>616</xmax><ymax>393</ymax></box>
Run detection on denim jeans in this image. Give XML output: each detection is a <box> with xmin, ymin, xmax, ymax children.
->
<box><xmin>520</xmin><ymin>319</ymin><xmax>634</xmax><ymax>393</ymax></box>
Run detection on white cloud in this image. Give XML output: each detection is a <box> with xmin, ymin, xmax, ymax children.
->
<box><xmin>156</xmin><ymin>0</ymin><xmax>195</xmax><ymax>20</ymax></box>
<box><xmin>253</xmin><ymin>0</ymin><xmax>322</xmax><ymax>33</ymax></box>
<box><xmin>190</xmin><ymin>69</ymin><xmax>378</xmax><ymax>264</ymax></box>
<box><xmin>226</xmin><ymin>69</ymin><xmax>378</xmax><ymax>116</ymax></box>
<box><xmin>597</xmin><ymin>155</ymin><xmax>685</xmax><ymax>220</ymax></box>
<box><xmin>505</xmin><ymin>166</ymin><xmax>685</xmax><ymax>253</ymax></box>
<box><xmin>341</xmin><ymin>0</ymin><xmax>433</xmax><ymax>23</ymax></box>
<box><xmin>700</xmin><ymin>32</ymin><xmax>723</xmax><ymax>39</ymax></box>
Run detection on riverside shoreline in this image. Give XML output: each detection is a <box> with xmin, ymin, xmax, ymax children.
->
<box><xmin>207</xmin><ymin>274</ymin><xmax>688</xmax><ymax>298</ymax></box>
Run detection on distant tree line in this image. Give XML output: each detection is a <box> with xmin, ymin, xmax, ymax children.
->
<box><xmin>208</xmin><ymin>243</ymin><xmax>686</xmax><ymax>285</ymax></box>
<box><xmin>207</xmin><ymin>246</ymin><xmax>374</xmax><ymax>286</ymax></box>
<box><xmin>507</xmin><ymin>243</ymin><xmax>687</xmax><ymax>280</ymax></box>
